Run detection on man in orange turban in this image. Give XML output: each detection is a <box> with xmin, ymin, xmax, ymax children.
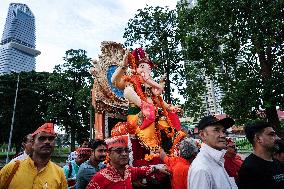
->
<box><xmin>87</xmin><ymin>136</ymin><xmax>169</xmax><ymax>189</ymax></box>
<box><xmin>0</xmin><ymin>122</ymin><xmax>67</xmax><ymax>188</ymax></box>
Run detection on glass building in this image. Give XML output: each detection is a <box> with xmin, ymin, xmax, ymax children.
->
<box><xmin>0</xmin><ymin>3</ymin><xmax>40</xmax><ymax>74</ymax></box>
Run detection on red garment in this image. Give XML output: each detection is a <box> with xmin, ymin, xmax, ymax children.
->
<box><xmin>87</xmin><ymin>165</ymin><xmax>152</xmax><ymax>189</ymax></box>
<box><xmin>224</xmin><ymin>153</ymin><xmax>243</xmax><ymax>180</ymax></box>
<box><xmin>164</xmin><ymin>156</ymin><xmax>190</xmax><ymax>189</ymax></box>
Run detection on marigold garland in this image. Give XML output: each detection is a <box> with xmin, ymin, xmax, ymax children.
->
<box><xmin>169</xmin><ymin>130</ymin><xmax>186</xmax><ymax>156</ymax></box>
<box><xmin>122</xmin><ymin>51</ymin><xmax>181</xmax><ymax>160</ymax></box>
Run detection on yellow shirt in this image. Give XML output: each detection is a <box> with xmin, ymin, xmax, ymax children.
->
<box><xmin>0</xmin><ymin>156</ymin><xmax>67</xmax><ymax>189</ymax></box>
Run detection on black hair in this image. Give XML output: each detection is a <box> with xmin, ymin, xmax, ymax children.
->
<box><xmin>88</xmin><ymin>139</ymin><xmax>106</xmax><ymax>150</ymax></box>
<box><xmin>275</xmin><ymin>138</ymin><xmax>284</xmax><ymax>154</ymax></box>
<box><xmin>22</xmin><ymin>134</ymin><xmax>32</xmax><ymax>143</ymax></box>
<box><xmin>244</xmin><ymin>120</ymin><xmax>271</xmax><ymax>145</ymax></box>
<box><xmin>79</xmin><ymin>138</ymin><xmax>89</xmax><ymax>145</ymax></box>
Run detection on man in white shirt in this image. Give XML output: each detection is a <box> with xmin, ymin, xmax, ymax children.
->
<box><xmin>10</xmin><ymin>134</ymin><xmax>33</xmax><ymax>162</ymax></box>
<box><xmin>188</xmin><ymin>115</ymin><xmax>237</xmax><ymax>189</ymax></box>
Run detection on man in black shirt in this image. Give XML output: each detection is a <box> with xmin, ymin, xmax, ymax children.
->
<box><xmin>238</xmin><ymin>120</ymin><xmax>284</xmax><ymax>189</ymax></box>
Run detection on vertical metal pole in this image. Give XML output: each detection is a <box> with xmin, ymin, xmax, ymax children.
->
<box><xmin>89</xmin><ymin>89</ymin><xmax>94</xmax><ymax>139</ymax></box>
<box><xmin>6</xmin><ymin>73</ymin><xmax>20</xmax><ymax>164</ymax></box>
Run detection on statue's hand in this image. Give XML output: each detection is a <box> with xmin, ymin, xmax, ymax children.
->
<box><xmin>151</xmin><ymin>87</ymin><xmax>163</xmax><ymax>96</ymax></box>
<box><xmin>122</xmin><ymin>49</ymin><xmax>130</xmax><ymax>67</ymax></box>
<box><xmin>168</xmin><ymin>105</ymin><xmax>182</xmax><ymax>113</ymax></box>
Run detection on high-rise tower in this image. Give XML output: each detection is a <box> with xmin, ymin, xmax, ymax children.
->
<box><xmin>0</xmin><ymin>3</ymin><xmax>40</xmax><ymax>74</ymax></box>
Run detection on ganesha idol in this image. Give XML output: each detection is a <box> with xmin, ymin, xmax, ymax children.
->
<box><xmin>109</xmin><ymin>47</ymin><xmax>186</xmax><ymax>159</ymax></box>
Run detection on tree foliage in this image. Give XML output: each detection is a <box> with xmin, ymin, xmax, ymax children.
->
<box><xmin>124</xmin><ymin>5</ymin><xmax>183</xmax><ymax>104</ymax></box>
<box><xmin>46</xmin><ymin>49</ymin><xmax>92</xmax><ymax>150</ymax></box>
<box><xmin>0</xmin><ymin>71</ymin><xmax>51</xmax><ymax>152</ymax></box>
<box><xmin>177</xmin><ymin>0</ymin><xmax>284</xmax><ymax>129</ymax></box>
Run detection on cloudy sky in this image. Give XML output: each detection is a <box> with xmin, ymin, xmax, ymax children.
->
<box><xmin>0</xmin><ymin>0</ymin><xmax>177</xmax><ymax>72</ymax></box>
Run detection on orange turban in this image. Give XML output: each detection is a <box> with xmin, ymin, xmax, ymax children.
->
<box><xmin>76</xmin><ymin>148</ymin><xmax>92</xmax><ymax>156</ymax></box>
<box><xmin>106</xmin><ymin>136</ymin><xmax>128</xmax><ymax>149</ymax></box>
<box><xmin>32</xmin><ymin>122</ymin><xmax>56</xmax><ymax>136</ymax></box>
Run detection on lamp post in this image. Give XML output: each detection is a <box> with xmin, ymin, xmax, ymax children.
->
<box><xmin>6</xmin><ymin>73</ymin><xmax>20</xmax><ymax>164</ymax></box>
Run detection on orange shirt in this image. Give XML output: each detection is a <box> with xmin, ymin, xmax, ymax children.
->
<box><xmin>164</xmin><ymin>156</ymin><xmax>190</xmax><ymax>189</ymax></box>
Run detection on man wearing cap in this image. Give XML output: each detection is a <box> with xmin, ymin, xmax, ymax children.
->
<box><xmin>224</xmin><ymin>138</ymin><xmax>243</xmax><ymax>182</ymax></box>
<box><xmin>238</xmin><ymin>120</ymin><xmax>284</xmax><ymax>189</ymax></box>
<box><xmin>87</xmin><ymin>136</ymin><xmax>168</xmax><ymax>189</ymax></box>
<box><xmin>67</xmin><ymin>138</ymin><xmax>89</xmax><ymax>163</ymax></box>
<box><xmin>187</xmin><ymin>115</ymin><xmax>237</xmax><ymax>189</ymax></box>
<box><xmin>0</xmin><ymin>122</ymin><xmax>67</xmax><ymax>189</ymax></box>
<box><xmin>76</xmin><ymin>140</ymin><xmax>107</xmax><ymax>189</ymax></box>
<box><xmin>63</xmin><ymin>147</ymin><xmax>91</xmax><ymax>188</ymax></box>
<box><xmin>159</xmin><ymin>137</ymin><xmax>199</xmax><ymax>189</ymax></box>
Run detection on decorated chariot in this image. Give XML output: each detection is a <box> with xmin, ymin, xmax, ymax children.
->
<box><xmin>89</xmin><ymin>41</ymin><xmax>186</xmax><ymax>187</ymax></box>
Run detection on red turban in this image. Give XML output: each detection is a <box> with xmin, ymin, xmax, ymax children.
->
<box><xmin>106</xmin><ymin>136</ymin><xmax>128</xmax><ymax>149</ymax></box>
<box><xmin>32</xmin><ymin>122</ymin><xmax>55</xmax><ymax>136</ymax></box>
<box><xmin>76</xmin><ymin>148</ymin><xmax>92</xmax><ymax>156</ymax></box>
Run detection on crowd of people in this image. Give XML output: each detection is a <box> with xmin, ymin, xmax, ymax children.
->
<box><xmin>0</xmin><ymin>115</ymin><xmax>284</xmax><ymax>189</ymax></box>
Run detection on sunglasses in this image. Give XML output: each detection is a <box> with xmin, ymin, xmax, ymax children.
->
<box><xmin>110</xmin><ymin>148</ymin><xmax>131</xmax><ymax>154</ymax></box>
<box><xmin>37</xmin><ymin>136</ymin><xmax>56</xmax><ymax>142</ymax></box>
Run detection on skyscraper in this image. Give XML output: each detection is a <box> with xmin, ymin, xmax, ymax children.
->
<box><xmin>203</xmin><ymin>76</ymin><xmax>224</xmax><ymax>115</ymax></box>
<box><xmin>0</xmin><ymin>3</ymin><xmax>40</xmax><ymax>74</ymax></box>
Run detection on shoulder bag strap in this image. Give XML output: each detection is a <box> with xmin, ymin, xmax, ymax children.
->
<box><xmin>2</xmin><ymin>160</ymin><xmax>21</xmax><ymax>189</ymax></box>
<box><xmin>68</xmin><ymin>162</ymin><xmax>73</xmax><ymax>178</ymax></box>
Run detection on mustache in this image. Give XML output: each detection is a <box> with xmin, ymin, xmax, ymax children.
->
<box><xmin>41</xmin><ymin>144</ymin><xmax>52</xmax><ymax>149</ymax></box>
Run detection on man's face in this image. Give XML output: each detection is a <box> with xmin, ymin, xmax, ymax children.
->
<box><xmin>32</xmin><ymin>132</ymin><xmax>56</xmax><ymax>156</ymax></box>
<box><xmin>81</xmin><ymin>141</ymin><xmax>89</xmax><ymax>148</ymax></box>
<box><xmin>76</xmin><ymin>153</ymin><xmax>90</xmax><ymax>165</ymax></box>
<box><xmin>91</xmin><ymin>145</ymin><xmax>107</xmax><ymax>162</ymax></box>
<box><xmin>23</xmin><ymin>134</ymin><xmax>33</xmax><ymax>154</ymax></box>
<box><xmin>226</xmin><ymin>145</ymin><xmax>237</xmax><ymax>156</ymax></box>
<box><xmin>200</xmin><ymin>125</ymin><xmax>227</xmax><ymax>150</ymax></box>
<box><xmin>256</xmin><ymin>127</ymin><xmax>280</xmax><ymax>152</ymax></box>
<box><xmin>109</xmin><ymin>147</ymin><xmax>130</xmax><ymax>167</ymax></box>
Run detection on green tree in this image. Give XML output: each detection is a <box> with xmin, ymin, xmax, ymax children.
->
<box><xmin>47</xmin><ymin>49</ymin><xmax>92</xmax><ymax>151</ymax></box>
<box><xmin>124</xmin><ymin>5</ymin><xmax>183</xmax><ymax>104</ymax></box>
<box><xmin>177</xmin><ymin>0</ymin><xmax>284</xmax><ymax>131</ymax></box>
<box><xmin>0</xmin><ymin>71</ymin><xmax>51</xmax><ymax>152</ymax></box>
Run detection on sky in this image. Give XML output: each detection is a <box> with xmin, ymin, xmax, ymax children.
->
<box><xmin>0</xmin><ymin>0</ymin><xmax>177</xmax><ymax>72</ymax></box>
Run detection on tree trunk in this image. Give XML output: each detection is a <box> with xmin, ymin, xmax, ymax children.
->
<box><xmin>70</xmin><ymin>126</ymin><xmax>76</xmax><ymax>151</ymax></box>
<box><xmin>256</xmin><ymin>41</ymin><xmax>281</xmax><ymax>133</ymax></box>
<box><xmin>165</xmin><ymin>61</ymin><xmax>171</xmax><ymax>104</ymax></box>
<box><xmin>265</xmin><ymin>106</ymin><xmax>281</xmax><ymax>134</ymax></box>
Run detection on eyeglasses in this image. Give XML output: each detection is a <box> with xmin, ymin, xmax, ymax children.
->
<box><xmin>37</xmin><ymin>136</ymin><xmax>56</xmax><ymax>142</ymax></box>
<box><xmin>110</xmin><ymin>148</ymin><xmax>131</xmax><ymax>154</ymax></box>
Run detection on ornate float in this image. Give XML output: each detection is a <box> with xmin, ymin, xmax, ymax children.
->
<box><xmin>90</xmin><ymin>41</ymin><xmax>186</xmax><ymax>163</ymax></box>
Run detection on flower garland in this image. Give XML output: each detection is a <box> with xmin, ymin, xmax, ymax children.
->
<box><xmin>169</xmin><ymin>130</ymin><xmax>186</xmax><ymax>156</ymax></box>
<box><xmin>123</xmin><ymin>51</ymin><xmax>179</xmax><ymax>159</ymax></box>
<box><xmin>128</xmin><ymin>53</ymin><xmax>137</xmax><ymax>70</ymax></box>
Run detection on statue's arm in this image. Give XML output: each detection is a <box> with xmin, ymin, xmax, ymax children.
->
<box><xmin>111</xmin><ymin>50</ymin><xmax>130</xmax><ymax>90</ymax></box>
